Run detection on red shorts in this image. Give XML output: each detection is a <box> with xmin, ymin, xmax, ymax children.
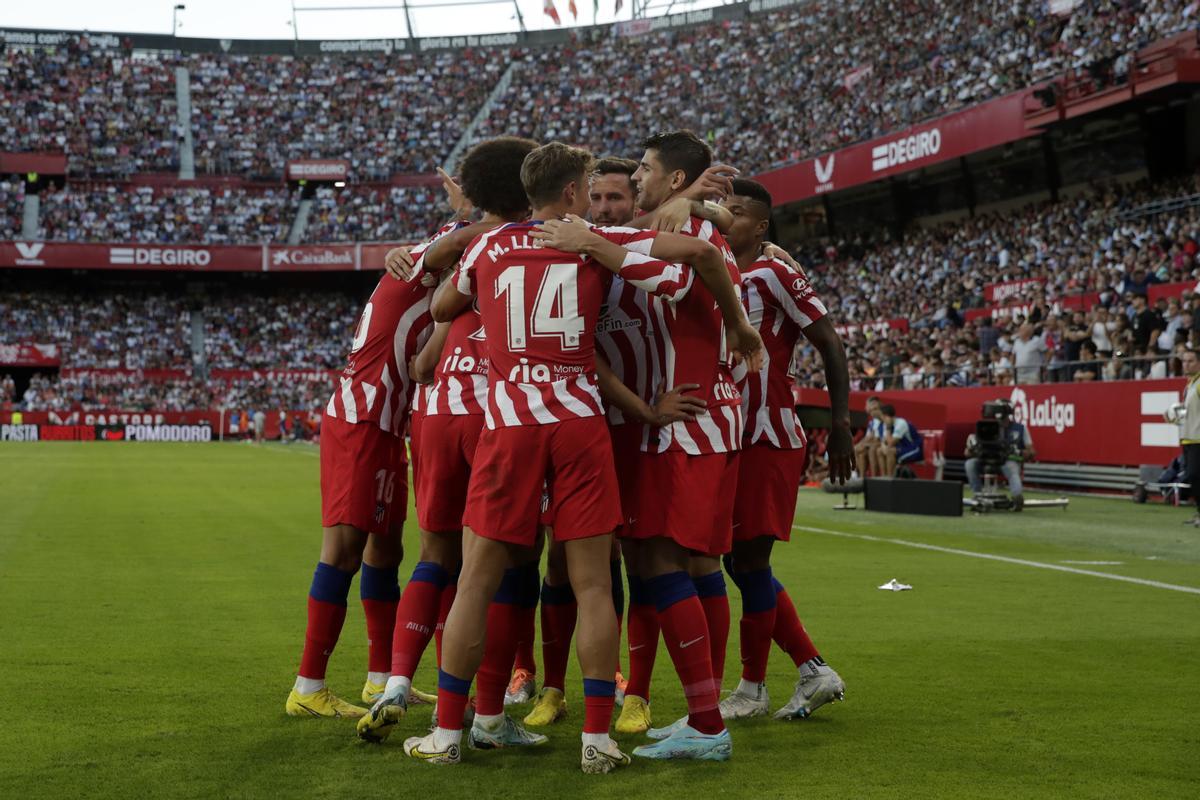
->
<box><xmin>609</xmin><ymin>423</ymin><xmax>646</xmax><ymax>529</ymax></box>
<box><xmin>320</xmin><ymin>416</ymin><xmax>407</xmax><ymax>535</ymax></box>
<box><xmin>732</xmin><ymin>443</ymin><xmax>806</xmax><ymax>542</ymax></box>
<box><xmin>627</xmin><ymin>449</ymin><xmax>740</xmax><ymax>557</ymax></box>
<box><xmin>464</xmin><ymin>417</ymin><xmax>622</xmax><ymax>547</ymax></box>
<box><xmin>414</xmin><ymin>413</ymin><xmax>484</xmax><ymax>532</ymax></box>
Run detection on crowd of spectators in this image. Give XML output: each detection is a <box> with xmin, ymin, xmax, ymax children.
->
<box><xmin>8</xmin><ymin>371</ymin><xmax>331</xmax><ymax>415</ymax></box>
<box><xmin>4</xmin><ymin>4</ymin><xmax>1196</xmax><ymax>183</ymax></box>
<box><xmin>478</xmin><ymin>0</ymin><xmax>1199</xmax><ymax>174</ymax></box>
<box><xmin>203</xmin><ymin>293</ymin><xmax>359</xmax><ymax>370</ymax></box>
<box><xmin>0</xmin><ymin>290</ymin><xmax>193</xmax><ymax>370</ymax></box>
<box><xmin>790</xmin><ymin>175</ymin><xmax>1200</xmax><ymax>390</ymax></box>
<box><xmin>1</xmin><ymin>178</ymin><xmax>24</xmax><ymax>239</ymax></box>
<box><xmin>304</xmin><ymin>184</ymin><xmax>448</xmax><ymax>243</ymax></box>
<box><xmin>188</xmin><ymin>51</ymin><xmax>505</xmax><ymax>180</ymax></box>
<box><xmin>0</xmin><ymin>36</ymin><xmax>181</xmax><ymax>177</ymax></box>
<box><xmin>38</xmin><ymin>183</ymin><xmax>290</xmax><ymax>243</ymax></box>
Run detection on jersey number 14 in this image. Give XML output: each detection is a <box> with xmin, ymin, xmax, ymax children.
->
<box><xmin>495</xmin><ymin>263</ymin><xmax>585</xmax><ymax>352</ymax></box>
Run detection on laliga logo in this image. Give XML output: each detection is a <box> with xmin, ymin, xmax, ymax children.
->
<box><xmin>1009</xmin><ymin>387</ymin><xmax>1075</xmax><ymax>434</ymax></box>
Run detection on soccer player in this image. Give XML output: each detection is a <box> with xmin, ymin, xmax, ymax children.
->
<box><xmin>284</xmin><ymin>220</ymin><xmax>458</xmax><ymax>719</ymax></box>
<box><xmin>880</xmin><ymin>404</ymin><xmax>923</xmax><ymax>475</ymax></box>
<box><xmin>402</xmin><ymin>142</ymin><xmax>759</xmax><ymax>772</ymax></box>
<box><xmin>555</xmin><ymin>130</ymin><xmax>754</xmax><ymax>758</ymax></box>
<box><xmin>354</xmin><ymin>137</ymin><xmax>539</xmax><ymax>742</ymax></box>
<box><xmin>523</xmin><ymin>156</ymin><xmax>736</xmax><ymax>729</ymax></box>
<box><xmin>715</xmin><ymin>178</ymin><xmax>854</xmax><ymax>721</ymax></box>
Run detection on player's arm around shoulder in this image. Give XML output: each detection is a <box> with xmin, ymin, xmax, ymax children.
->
<box><xmin>413</xmin><ymin>321</ymin><xmax>452</xmax><ymax>384</ymax></box>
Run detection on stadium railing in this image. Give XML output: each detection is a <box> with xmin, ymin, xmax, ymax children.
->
<box><xmin>851</xmin><ymin>356</ymin><xmax>1181</xmax><ymax>391</ymax></box>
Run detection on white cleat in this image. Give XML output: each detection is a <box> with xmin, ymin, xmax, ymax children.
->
<box><xmin>718</xmin><ymin>682</ymin><xmax>770</xmax><ymax>720</ymax></box>
<box><xmin>581</xmin><ymin>738</ymin><xmax>632</xmax><ymax>774</ymax></box>
<box><xmin>774</xmin><ymin>666</ymin><xmax>846</xmax><ymax>720</ymax></box>
<box><xmin>403</xmin><ymin>731</ymin><xmax>462</xmax><ymax>765</ymax></box>
<box><xmin>469</xmin><ymin>714</ymin><xmax>549</xmax><ymax>749</ymax></box>
<box><xmin>645</xmin><ymin>715</ymin><xmax>687</xmax><ymax>740</ymax></box>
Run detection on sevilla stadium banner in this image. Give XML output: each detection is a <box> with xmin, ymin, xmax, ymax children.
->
<box><xmin>0</xmin><ymin>342</ymin><xmax>60</xmax><ymax>367</ymax></box>
<box><xmin>800</xmin><ymin>379</ymin><xmax>1185</xmax><ymax>467</ymax></box>
<box><xmin>1147</xmin><ymin>281</ymin><xmax>1197</xmax><ymax>304</ymax></box>
<box><xmin>0</xmin><ymin>242</ymin><xmax>411</xmax><ymax>272</ymax></box>
<box><xmin>286</xmin><ymin>159</ymin><xmax>349</xmax><ymax>181</ymax></box>
<box><xmin>755</xmin><ymin>90</ymin><xmax>1035</xmax><ymax>205</ymax></box>
<box><xmin>985</xmin><ymin>277</ymin><xmax>1046</xmax><ymax>304</ymax></box>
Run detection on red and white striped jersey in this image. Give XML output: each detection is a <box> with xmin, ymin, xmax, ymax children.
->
<box><xmin>326</xmin><ymin>222</ymin><xmax>462</xmax><ymax>436</ymax></box>
<box><xmin>644</xmin><ymin>216</ymin><xmax>744</xmax><ymax>455</ymax></box>
<box><xmin>739</xmin><ymin>254</ymin><xmax>828</xmax><ymax>449</ymax></box>
<box><xmin>425</xmin><ymin>305</ymin><xmax>490</xmax><ymax>417</ymax></box>
<box><xmin>454</xmin><ymin>221</ymin><xmax>678</xmax><ymax>429</ymax></box>
<box><xmin>596</xmin><ymin>275</ymin><xmax>658</xmax><ymax>427</ymax></box>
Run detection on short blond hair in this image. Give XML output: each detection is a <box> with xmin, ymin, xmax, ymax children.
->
<box><xmin>521</xmin><ymin>142</ymin><xmax>595</xmax><ymax>207</ymax></box>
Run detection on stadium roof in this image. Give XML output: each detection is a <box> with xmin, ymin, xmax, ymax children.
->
<box><xmin>0</xmin><ymin>0</ymin><xmax>738</xmax><ymax>39</ymax></box>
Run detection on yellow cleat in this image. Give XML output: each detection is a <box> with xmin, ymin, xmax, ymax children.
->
<box><xmin>524</xmin><ymin>687</ymin><xmax>568</xmax><ymax>727</ymax></box>
<box><xmin>286</xmin><ymin>687</ymin><xmax>368</xmax><ymax>719</ymax></box>
<box><xmin>614</xmin><ymin>695</ymin><xmax>651</xmax><ymax>734</ymax></box>
<box><xmin>409</xmin><ymin>686</ymin><xmax>437</xmax><ymax>705</ymax></box>
<box><xmin>362</xmin><ymin>679</ymin><xmax>387</xmax><ymax>705</ymax></box>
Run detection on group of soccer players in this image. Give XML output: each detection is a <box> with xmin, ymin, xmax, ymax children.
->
<box><xmin>283</xmin><ymin>130</ymin><xmax>856</xmax><ymax>773</ymax></box>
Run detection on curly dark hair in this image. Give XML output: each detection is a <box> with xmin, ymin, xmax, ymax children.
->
<box><xmin>460</xmin><ymin>136</ymin><xmax>539</xmax><ymax>217</ymax></box>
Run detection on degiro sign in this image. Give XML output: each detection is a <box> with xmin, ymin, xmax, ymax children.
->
<box><xmin>871</xmin><ymin>129</ymin><xmax>942</xmax><ymax>172</ymax></box>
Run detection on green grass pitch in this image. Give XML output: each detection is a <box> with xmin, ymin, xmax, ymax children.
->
<box><xmin>1</xmin><ymin>441</ymin><xmax>1198</xmax><ymax>798</ymax></box>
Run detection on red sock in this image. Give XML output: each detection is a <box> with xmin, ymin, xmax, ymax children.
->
<box><xmin>434</xmin><ymin>581</ymin><xmax>457</xmax><ymax>668</ymax></box>
<box><xmin>390</xmin><ymin>562</ymin><xmax>447</xmax><ymax>678</ymax></box>
<box><xmin>702</xmin><ymin>596</ymin><xmax>729</xmax><ymax>688</ymax></box>
<box><xmin>362</xmin><ymin>598</ymin><xmax>397</xmax><ymax>673</ymax></box>
<box><xmin>625</xmin><ymin>577</ymin><xmax>659</xmax><ymax>701</ymax></box>
<box><xmin>436</xmin><ymin>669</ymin><xmax>472</xmax><ymax>731</ymax></box>
<box><xmin>512</xmin><ymin>604</ymin><xmax>538</xmax><ymax>675</ymax></box>
<box><xmin>298</xmin><ymin>563</ymin><xmax>354</xmax><ymax>680</ymax></box>
<box><xmin>735</xmin><ymin>568</ymin><xmax>778</xmax><ymax>683</ymax></box>
<box><xmin>773</xmin><ymin>581</ymin><xmax>820</xmax><ymax>667</ymax></box>
<box><xmin>475</xmin><ymin>600</ymin><xmax>521</xmax><ymax>716</ymax></box>
<box><xmin>299</xmin><ymin>596</ymin><xmax>348</xmax><ymax>680</ymax></box>
<box><xmin>651</xmin><ymin>573</ymin><xmax>722</xmax><ymax>734</ymax></box>
<box><xmin>539</xmin><ymin>582</ymin><xmax>577</xmax><ymax>692</ymax></box>
<box><xmin>583</xmin><ymin>678</ymin><xmax>615</xmax><ymax>733</ymax></box>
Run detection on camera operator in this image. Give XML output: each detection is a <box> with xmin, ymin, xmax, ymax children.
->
<box><xmin>964</xmin><ymin>401</ymin><xmax>1035</xmax><ymax>511</ymax></box>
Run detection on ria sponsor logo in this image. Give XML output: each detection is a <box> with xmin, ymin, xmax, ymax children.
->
<box><xmin>871</xmin><ymin>128</ymin><xmax>942</xmax><ymax>172</ymax></box>
<box><xmin>110</xmin><ymin>247</ymin><xmax>212</xmax><ymax>267</ymax></box>
<box><xmin>1010</xmin><ymin>387</ymin><xmax>1075</xmax><ymax>434</ymax></box>
<box><xmin>271</xmin><ymin>249</ymin><xmax>354</xmax><ymax>266</ymax></box>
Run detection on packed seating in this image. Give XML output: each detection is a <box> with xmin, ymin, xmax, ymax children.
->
<box><xmin>188</xmin><ymin>51</ymin><xmax>505</xmax><ymax>180</ymax></box>
<box><xmin>38</xmin><ymin>183</ymin><xmax>291</xmax><ymax>243</ymax></box>
<box><xmin>203</xmin><ymin>293</ymin><xmax>359</xmax><ymax>370</ymax></box>
<box><xmin>1</xmin><ymin>178</ymin><xmax>24</xmax><ymax>239</ymax></box>
<box><xmin>477</xmin><ymin>1</ymin><xmax>1198</xmax><ymax>173</ymax></box>
<box><xmin>303</xmin><ymin>184</ymin><xmax>448</xmax><ymax>243</ymax></box>
<box><xmin>0</xmin><ymin>290</ymin><xmax>193</xmax><ymax>370</ymax></box>
<box><xmin>789</xmin><ymin>175</ymin><xmax>1200</xmax><ymax>389</ymax></box>
<box><xmin>0</xmin><ymin>36</ymin><xmax>181</xmax><ymax>177</ymax></box>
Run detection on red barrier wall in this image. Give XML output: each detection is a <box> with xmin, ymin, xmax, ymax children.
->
<box><xmin>798</xmin><ymin>379</ymin><xmax>1184</xmax><ymax>466</ymax></box>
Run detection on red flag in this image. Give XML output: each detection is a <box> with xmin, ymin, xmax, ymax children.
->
<box><xmin>569</xmin><ymin>0</ymin><xmax>578</xmax><ymax>19</ymax></box>
<box><xmin>544</xmin><ymin>0</ymin><xmax>562</xmax><ymax>24</ymax></box>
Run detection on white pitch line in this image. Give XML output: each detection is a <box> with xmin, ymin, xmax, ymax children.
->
<box><xmin>792</xmin><ymin>524</ymin><xmax>1200</xmax><ymax>596</ymax></box>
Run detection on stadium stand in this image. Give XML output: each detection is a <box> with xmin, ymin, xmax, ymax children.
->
<box><xmin>0</xmin><ymin>178</ymin><xmax>23</xmax><ymax>239</ymax></box>
<box><xmin>474</xmin><ymin>1</ymin><xmax>1198</xmax><ymax>173</ymax></box>
<box><xmin>790</xmin><ymin>176</ymin><xmax>1200</xmax><ymax>390</ymax></box>
<box><xmin>38</xmin><ymin>183</ymin><xmax>291</xmax><ymax>243</ymax></box>
<box><xmin>187</xmin><ymin>51</ymin><xmax>506</xmax><ymax>180</ymax></box>
<box><xmin>303</xmin><ymin>184</ymin><xmax>447</xmax><ymax>244</ymax></box>
<box><xmin>0</xmin><ymin>39</ymin><xmax>182</xmax><ymax>177</ymax></box>
<box><xmin>203</xmin><ymin>293</ymin><xmax>359</xmax><ymax>370</ymax></box>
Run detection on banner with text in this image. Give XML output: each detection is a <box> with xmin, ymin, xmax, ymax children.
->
<box><xmin>0</xmin><ymin>343</ymin><xmax>60</xmax><ymax>367</ymax></box>
<box><xmin>0</xmin><ymin>242</ymin><xmax>410</xmax><ymax>272</ymax></box>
